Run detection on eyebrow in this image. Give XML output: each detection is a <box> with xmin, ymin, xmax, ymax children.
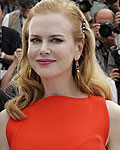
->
<box><xmin>49</xmin><ymin>34</ymin><xmax>64</xmax><ymax>38</ymax></box>
<box><xmin>30</xmin><ymin>34</ymin><xmax>65</xmax><ymax>38</ymax></box>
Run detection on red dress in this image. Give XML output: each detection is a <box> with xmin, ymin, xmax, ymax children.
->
<box><xmin>6</xmin><ymin>95</ymin><xmax>109</xmax><ymax>150</ymax></box>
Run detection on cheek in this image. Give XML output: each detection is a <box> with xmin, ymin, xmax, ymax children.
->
<box><xmin>65</xmin><ymin>44</ymin><xmax>76</xmax><ymax>59</ymax></box>
<box><xmin>27</xmin><ymin>46</ymin><xmax>37</xmax><ymax>61</ymax></box>
<box><xmin>57</xmin><ymin>45</ymin><xmax>75</xmax><ymax>64</ymax></box>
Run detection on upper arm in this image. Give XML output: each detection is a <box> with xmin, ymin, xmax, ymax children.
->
<box><xmin>106</xmin><ymin>101</ymin><xmax>120</xmax><ymax>150</ymax></box>
<box><xmin>0</xmin><ymin>110</ymin><xmax>10</xmax><ymax>150</ymax></box>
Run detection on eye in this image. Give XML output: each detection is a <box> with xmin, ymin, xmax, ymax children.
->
<box><xmin>51</xmin><ymin>38</ymin><xmax>63</xmax><ymax>43</ymax></box>
<box><xmin>30</xmin><ymin>38</ymin><xmax>41</xmax><ymax>43</ymax></box>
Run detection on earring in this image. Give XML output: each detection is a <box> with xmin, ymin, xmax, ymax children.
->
<box><xmin>28</xmin><ymin>68</ymin><xmax>32</xmax><ymax>79</ymax></box>
<box><xmin>76</xmin><ymin>60</ymin><xmax>80</xmax><ymax>80</ymax></box>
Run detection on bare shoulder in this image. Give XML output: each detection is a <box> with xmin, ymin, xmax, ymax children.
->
<box><xmin>0</xmin><ymin>109</ymin><xmax>10</xmax><ymax>150</ymax></box>
<box><xmin>106</xmin><ymin>100</ymin><xmax>120</xmax><ymax>150</ymax></box>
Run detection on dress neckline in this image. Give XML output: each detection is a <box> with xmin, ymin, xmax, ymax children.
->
<box><xmin>41</xmin><ymin>94</ymin><xmax>92</xmax><ymax>101</ymax></box>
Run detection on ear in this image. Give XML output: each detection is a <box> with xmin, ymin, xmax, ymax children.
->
<box><xmin>74</xmin><ymin>40</ymin><xmax>84</xmax><ymax>61</ymax></box>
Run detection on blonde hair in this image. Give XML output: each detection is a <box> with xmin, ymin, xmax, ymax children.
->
<box><xmin>6</xmin><ymin>0</ymin><xmax>112</xmax><ymax>120</ymax></box>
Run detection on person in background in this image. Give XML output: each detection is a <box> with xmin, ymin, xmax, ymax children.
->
<box><xmin>0</xmin><ymin>0</ymin><xmax>120</xmax><ymax>149</ymax></box>
<box><xmin>0</xmin><ymin>48</ymin><xmax>22</xmax><ymax>89</ymax></box>
<box><xmin>2</xmin><ymin>0</ymin><xmax>36</xmax><ymax>36</ymax></box>
<box><xmin>74</xmin><ymin>0</ymin><xmax>108</xmax><ymax>27</ymax></box>
<box><xmin>0</xmin><ymin>1</ymin><xmax>21</xmax><ymax>71</ymax></box>
<box><xmin>90</xmin><ymin>0</ymin><xmax>108</xmax><ymax>19</ymax></box>
<box><xmin>92</xmin><ymin>8</ymin><xmax>120</xmax><ymax>104</ymax></box>
<box><xmin>103</xmin><ymin>0</ymin><xmax>120</xmax><ymax>104</ymax></box>
<box><xmin>0</xmin><ymin>48</ymin><xmax>22</xmax><ymax>111</ymax></box>
<box><xmin>92</xmin><ymin>8</ymin><xmax>118</xmax><ymax>73</ymax></box>
<box><xmin>74</xmin><ymin>0</ymin><xmax>93</xmax><ymax>25</ymax></box>
<box><xmin>3</xmin><ymin>0</ymin><xmax>18</xmax><ymax>15</ymax></box>
<box><xmin>104</xmin><ymin>0</ymin><xmax>120</xmax><ymax>13</ymax></box>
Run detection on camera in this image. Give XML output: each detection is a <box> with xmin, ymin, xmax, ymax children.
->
<box><xmin>75</xmin><ymin>0</ymin><xmax>92</xmax><ymax>12</ymax></box>
<box><xmin>99</xmin><ymin>21</ymin><xmax>114</xmax><ymax>38</ymax></box>
<box><xmin>115</xmin><ymin>68</ymin><xmax>120</xmax><ymax>74</ymax></box>
<box><xmin>105</xmin><ymin>0</ymin><xmax>117</xmax><ymax>4</ymax></box>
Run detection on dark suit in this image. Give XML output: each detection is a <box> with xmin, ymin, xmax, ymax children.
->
<box><xmin>1</xmin><ymin>26</ymin><xmax>22</xmax><ymax>69</ymax></box>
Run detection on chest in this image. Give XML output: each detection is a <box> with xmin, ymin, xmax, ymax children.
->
<box><xmin>7</xmin><ymin>99</ymin><xmax>109</xmax><ymax>150</ymax></box>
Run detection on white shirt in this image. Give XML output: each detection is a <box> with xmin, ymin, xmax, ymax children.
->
<box><xmin>2</xmin><ymin>13</ymin><xmax>26</xmax><ymax>27</ymax></box>
<box><xmin>108</xmin><ymin>77</ymin><xmax>118</xmax><ymax>104</ymax></box>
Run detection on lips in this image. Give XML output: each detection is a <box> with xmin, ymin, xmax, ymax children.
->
<box><xmin>36</xmin><ymin>59</ymin><xmax>56</xmax><ymax>65</ymax></box>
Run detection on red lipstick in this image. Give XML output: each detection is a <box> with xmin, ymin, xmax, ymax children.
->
<box><xmin>36</xmin><ymin>59</ymin><xmax>56</xmax><ymax>65</ymax></box>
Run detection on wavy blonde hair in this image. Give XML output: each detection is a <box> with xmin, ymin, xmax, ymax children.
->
<box><xmin>6</xmin><ymin>0</ymin><xmax>112</xmax><ymax>120</ymax></box>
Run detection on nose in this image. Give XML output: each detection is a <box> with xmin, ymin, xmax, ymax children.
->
<box><xmin>39</xmin><ymin>41</ymin><xmax>50</xmax><ymax>56</ymax></box>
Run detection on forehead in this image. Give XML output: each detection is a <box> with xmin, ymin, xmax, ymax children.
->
<box><xmin>29</xmin><ymin>13</ymin><xmax>73</xmax><ymax>35</ymax></box>
<box><xmin>96</xmin><ymin>10</ymin><xmax>114</xmax><ymax>23</ymax></box>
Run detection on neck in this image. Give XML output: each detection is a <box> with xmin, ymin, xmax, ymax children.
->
<box><xmin>41</xmin><ymin>71</ymin><xmax>87</xmax><ymax>98</ymax></box>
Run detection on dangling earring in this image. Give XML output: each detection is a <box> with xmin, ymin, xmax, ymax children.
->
<box><xmin>28</xmin><ymin>68</ymin><xmax>32</xmax><ymax>79</ymax></box>
<box><xmin>76</xmin><ymin>60</ymin><xmax>80</xmax><ymax>80</ymax></box>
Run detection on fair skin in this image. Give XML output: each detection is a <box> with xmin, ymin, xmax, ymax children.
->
<box><xmin>114</xmin><ymin>11</ymin><xmax>120</xmax><ymax>30</ymax></box>
<box><xmin>28</xmin><ymin>13</ymin><xmax>83</xmax><ymax>98</ymax></box>
<box><xmin>109</xmin><ymin>68</ymin><xmax>120</xmax><ymax>82</ymax></box>
<box><xmin>0</xmin><ymin>13</ymin><xmax>120</xmax><ymax>150</ymax></box>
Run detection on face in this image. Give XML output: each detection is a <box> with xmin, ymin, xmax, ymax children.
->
<box><xmin>28</xmin><ymin>13</ymin><xmax>81</xmax><ymax>79</ymax></box>
<box><xmin>106</xmin><ymin>0</ymin><xmax>120</xmax><ymax>12</ymax></box>
<box><xmin>19</xmin><ymin>5</ymin><xmax>30</xmax><ymax>18</ymax></box>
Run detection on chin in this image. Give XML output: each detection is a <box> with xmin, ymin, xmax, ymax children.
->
<box><xmin>39</xmin><ymin>71</ymin><xmax>64</xmax><ymax>79</ymax></box>
<box><xmin>37</xmin><ymin>72</ymin><xmax>57</xmax><ymax>79</ymax></box>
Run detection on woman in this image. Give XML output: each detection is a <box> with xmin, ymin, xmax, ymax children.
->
<box><xmin>0</xmin><ymin>0</ymin><xmax>120</xmax><ymax>149</ymax></box>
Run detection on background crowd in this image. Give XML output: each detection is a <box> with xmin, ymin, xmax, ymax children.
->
<box><xmin>0</xmin><ymin>0</ymin><xmax>120</xmax><ymax>111</ymax></box>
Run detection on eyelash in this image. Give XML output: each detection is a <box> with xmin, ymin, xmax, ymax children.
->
<box><xmin>30</xmin><ymin>38</ymin><xmax>41</xmax><ymax>43</ymax></box>
<box><xmin>30</xmin><ymin>38</ymin><xmax>63</xmax><ymax>43</ymax></box>
<box><xmin>51</xmin><ymin>38</ymin><xmax>63</xmax><ymax>43</ymax></box>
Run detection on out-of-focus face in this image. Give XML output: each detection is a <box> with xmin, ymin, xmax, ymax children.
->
<box><xmin>106</xmin><ymin>0</ymin><xmax>120</xmax><ymax>12</ymax></box>
<box><xmin>19</xmin><ymin>5</ymin><xmax>30</xmax><ymax>18</ymax></box>
<box><xmin>95</xmin><ymin>9</ymin><xmax>114</xmax><ymax>24</ymax></box>
<box><xmin>28</xmin><ymin>13</ymin><xmax>81</xmax><ymax>79</ymax></box>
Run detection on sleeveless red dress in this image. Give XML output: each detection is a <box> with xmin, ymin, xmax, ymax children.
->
<box><xmin>6</xmin><ymin>95</ymin><xmax>109</xmax><ymax>150</ymax></box>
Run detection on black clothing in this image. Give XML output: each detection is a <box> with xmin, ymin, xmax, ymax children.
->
<box><xmin>0</xmin><ymin>26</ymin><xmax>21</xmax><ymax>69</ymax></box>
<box><xmin>0</xmin><ymin>87</ymin><xmax>16</xmax><ymax>111</ymax></box>
<box><xmin>111</xmin><ymin>50</ymin><xmax>120</xmax><ymax>67</ymax></box>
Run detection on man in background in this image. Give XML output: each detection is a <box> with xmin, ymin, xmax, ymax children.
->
<box><xmin>0</xmin><ymin>0</ymin><xmax>21</xmax><ymax>70</ymax></box>
<box><xmin>2</xmin><ymin>0</ymin><xmax>36</xmax><ymax>36</ymax></box>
